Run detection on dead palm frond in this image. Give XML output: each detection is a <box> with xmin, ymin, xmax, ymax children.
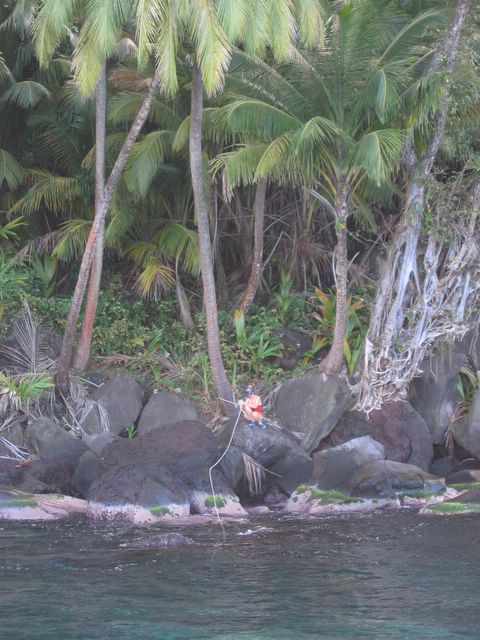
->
<box><xmin>242</xmin><ymin>451</ymin><xmax>266</xmax><ymax>495</ymax></box>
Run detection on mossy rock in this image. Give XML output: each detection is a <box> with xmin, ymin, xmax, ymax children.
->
<box><xmin>204</xmin><ymin>495</ymin><xmax>226</xmax><ymax>508</ymax></box>
<box><xmin>308</xmin><ymin>488</ymin><xmax>362</xmax><ymax>505</ymax></box>
<box><xmin>296</xmin><ymin>484</ymin><xmax>309</xmax><ymax>494</ymax></box>
<box><xmin>428</xmin><ymin>502</ymin><xmax>480</xmax><ymax>514</ymax></box>
<box><xmin>396</xmin><ymin>489</ymin><xmax>444</xmax><ymax>499</ymax></box>
<box><xmin>150</xmin><ymin>506</ymin><xmax>171</xmax><ymax>517</ymax></box>
<box><xmin>0</xmin><ymin>499</ymin><xmax>37</xmax><ymax>508</ymax></box>
<box><xmin>449</xmin><ymin>482</ymin><xmax>480</xmax><ymax>491</ymax></box>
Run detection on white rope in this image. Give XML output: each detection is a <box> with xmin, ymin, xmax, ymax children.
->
<box><xmin>208</xmin><ymin>403</ymin><xmax>243</xmax><ymax>541</ymax></box>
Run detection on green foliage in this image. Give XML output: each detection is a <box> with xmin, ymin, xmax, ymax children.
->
<box><xmin>456</xmin><ymin>364</ymin><xmax>479</xmax><ymax>404</ymax></box>
<box><xmin>233</xmin><ymin>309</ymin><xmax>282</xmax><ymax>375</ymax></box>
<box><xmin>311</xmin><ymin>288</ymin><xmax>368</xmax><ymax>376</ymax></box>
<box><xmin>29</xmin><ymin>253</ymin><xmax>58</xmax><ymax>298</ymax></box>
<box><xmin>125</xmin><ymin>424</ymin><xmax>137</xmax><ymax>439</ymax></box>
<box><xmin>273</xmin><ymin>269</ymin><xmax>296</xmax><ymax>325</ymax></box>
<box><xmin>0</xmin><ymin>371</ymin><xmax>54</xmax><ymax>423</ymax></box>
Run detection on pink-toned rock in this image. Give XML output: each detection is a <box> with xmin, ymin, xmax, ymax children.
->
<box><xmin>189</xmin><ymin>491</ymin><xmax>248</xmax><ymax>517</ymax></box>
<box><xmin>87</xmin><ymin>501</ymin><xmax>189</xmax><ymax>523</ymax></box>
<box><xmin>0</xmin><ymin>489</ymin><xmax>88</xmax><ymax>521</ymax></box>
<box><xmin>245</xmin><ymin>506</ymin><xmax>271</xmax><ymax>514</ymax></box>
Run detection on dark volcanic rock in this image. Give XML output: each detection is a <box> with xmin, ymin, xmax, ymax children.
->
<box><xmin>83</xmin><ymin>376</ymin><xmax>144</xmax><ymax>436</ymax></box>
<box><xmin>137</xmin><ymin>391</ymin><xmax>198</xmax><ymax>435</ymax></box>
<box><xmin>275</xmin><ymin>372</ymin><xmax>354</xmax><ymax>453</ymax></box>
<box><xmin>320</xmin><ymin>402</ymin><xmax>433</xmax><ymax>471</ymax></box>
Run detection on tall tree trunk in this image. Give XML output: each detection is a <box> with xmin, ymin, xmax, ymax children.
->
<box><xmin>236</xmin><ymin>178</ymin><xmax>267</xmax><ymax>314</ymax></box>
<box><xmin>210</xmin><ymin>182</ymin><xmax>229</xmax><ymax>309</ymax></box>
<box><xmin>356</xmin><ymin>0</ymin><xmax>471</xmax><ymax>411</ymax></box>
<box><xmin>190</xmin><ymin>65</ymin><xmax>234</xmax><ymax>408</ymax></box>
<box><xmin>320</xmin><ymin>179</ymin><xmax>349</xmax><ymax>375</ymax></box>
<box><xmin>56</xmin><ymin>66</ymin><xmax>163</xmax><ymax>394</ymax></box>
<box><xmin>73</xmin><ymin>62</ymin><xmax>107</xmax><ymax>371</ymax></box>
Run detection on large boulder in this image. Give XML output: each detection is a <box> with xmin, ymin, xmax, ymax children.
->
<box><xmin>87</xmin><ymin>420</ymin><xmax>241</xmax><ymax>518</ymax></box>
<box><xmin>319</xmin><ymin>402</ymin><xmax>433</xmax><ymax>471</ymax></box>
<box><xmin>137</xmin><ymin>391</ymin><xmax>198</xmax><ymax>435</ymax></box>
<box><xmin>231</xmin><ymin>420</ymin><xmax>313</xmax><ymax>494</ymax></box>
<box><xmin>88</xmin><ymin>466</ymin><xmax>191</xmax><ymax>518</ymax></box>
<box><xmin>275</xmin><ymin>372</ymin><xmax>354</xmax><ymax>453</ymax></box>
<box><xmin>451</xmin><ymin>390</ymin><xmax>480</xmax><ymax>458</ymax></box>
<box><xmin>1</xmin><ymin>420</ymin><xmax>25</xmax><ymax>449</ymax></box>
<box><xmin>311</xmin><ymin>436</ymin><xmax>385</xmax><ymax>491</ymax></box>
<box><xmin>349</xmin><ymin>460</ymin><xmax>445</xmax><ymax>498</ymax></box>
<box><xmin>410</xmin><ymin>351</ymin><xmax>466</xmax><ymax>444</ymax></box>
<box><xmin>82</xmin><ymin>375</ymin><xmax>144</xmax><ymax>436</ymax></box>
<box><xmin>25</xmin><ymin>418</ymin><xmax>88</xmax><ymax>475</ymax></box>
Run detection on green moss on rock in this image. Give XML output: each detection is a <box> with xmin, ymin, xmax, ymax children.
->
<box><xmin>308</xmin><ymin>488</ymin><xmax>361</xmax><ymax>504</ymax></box>
<box><xmin>449</xmin><ymin>482</ymin><xmax>480</xmax><ymax>491</ymax></box>
<box><xmin>428</xmin><ymin>502</ymin><xmax>480</xmax><ymax>514</ymax></box>
<box><xmin>296</xmin><ymin>484</ymin><xmax>309</xmax><ymax>494</ymax></box>
<box><xmin>0</xmin><ymin>498</ymin><xmax>36</xmax><ymax>508</ymax></box>
<box><xmin>204</xmin><ymin>496</ymin><xmax>226</xmax><ymax>508</ymax></box>
<box><xmin>150</xmin><ymin>506</ymin><xmax>170</xmax><ymax>516</ymax></box>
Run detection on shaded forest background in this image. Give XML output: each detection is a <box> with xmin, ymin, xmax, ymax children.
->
<box><xmin>0</xmin><ymin>0</ymin><xmax>478</xmax><ymax>414</ymax></box>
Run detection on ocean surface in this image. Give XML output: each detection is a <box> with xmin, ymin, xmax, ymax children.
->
<box><xmin>1</xmin><ymin>509</ymin><xmax>479</xmax><ymax>639</ymax></box>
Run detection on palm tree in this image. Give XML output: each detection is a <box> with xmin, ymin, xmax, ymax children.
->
<box><xmin>33</xmin><ymin>0</ymin><xmax>163</xmax><ymax>392</ymax></box>
<box><xmin>210</xmin><ymin>1</ymin><xmax>440</xmax><ymax>374</ymax></box>
<box><xmin>134</xmin><ymin>0</ymin><xmax>325</xmax><ymax>407</ymax></box>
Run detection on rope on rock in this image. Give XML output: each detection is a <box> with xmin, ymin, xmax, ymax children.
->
<box><xmin>208</xmin><ymin>401</ymin><xmax>243</xmax><ymax>541</ymax></box>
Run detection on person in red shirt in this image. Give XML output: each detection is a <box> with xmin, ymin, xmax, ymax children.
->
<box><xmin>238</xmin><ymin>384</ymin><xmax>267</xmax><ymax>429</ymax></box>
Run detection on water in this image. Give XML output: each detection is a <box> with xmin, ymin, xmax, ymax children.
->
<box><xmin>1</xmin><ymin>510</ymin><xmax>479</xmax><ymax>639</ymax></box>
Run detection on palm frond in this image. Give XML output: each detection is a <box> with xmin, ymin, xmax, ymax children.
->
<box><xmin>212</xmin><ymin>98</ymin><xmax>301</xmax><ymax>142</ymax></box>
<box><xmin>294</xmin><ymin>0</ymin><xmax>326</xmax><ymax>48</ymax></box>
<box><xmin>10</xmin><ymin>171</ymin><xmax>83</xmax><ymax>216</ymax></box>
<box><xmin>81</xmin><ymin>132</ymin><xmax>127</xmax><ymax>169</ymax></box>
<box><xmin>132</xmin><ymin>254</ymin><xmax>175</xmax><ymax>299</ymax></box>
<box><xmin>73</xmin><ymin>0</ymin><xmax>132</xmax><ymax>96</ymax></box>
<box><xmin>350</xmin><ymin>129</ymin><xmax>405</xmax><ymax>185</ymax></box>
<box><xmin>216</xmin><ymin>0</ymin><xmax>249</xmax><ymax>43</ymax></box>
<box><xmin>52</xmin><ymin>219</ymin><xmax>92</xmax><ymax>261</ymax></box>
<box><xmin>212</xmin><ymin>144</ymin><xmax>268</xmax><ymax>192</ymax></box>
<box><xmin>2</xmin><ymin>80</ymin><xmax>50</xmax><ymax>108</ymax></box>
<box><xmin>32</xmin><ymin>0</ymin><xmax>77</xmax><ymax>67</ymax></box>
<box><xmin>269</xmin><ymin>0</ymin><xmax>297</xmax><ymax>62</ymax></box>
<box><xmin>155</xmin><ymin>0</ymin><xmax>182</xmax><ymax>97</ymax></box>
<box><xmin>157</xmin><ymin>223</ymin><xmax>200</xmax><ymax>276</ymax></box>
<box><xmin>113</xmin><ymin>36</ymin><xmax>139</xmax><ymax>62</ymax></box>
<box><xmin>125</xmin><ymin>130</ymin><xmax>175</xmax><ymax>195</ymax></box>
<box><xmin>0</xmin><ymin>149</ymin><xmax>24</xmax><ymax>190</ymax></box>
<box><xmin>189</xmin><ymin>0</ymin><xmax>230</xmax><ymax>96</ymax></box>
<box><xmin>134</xmin><ymin>0</ymin><xmax>166</xmax><ymax>69</ymax></box>
<box><xmin>107</xmin><ymin>90</ymin><xmax>182</xmax><ymax>129</ymax></box>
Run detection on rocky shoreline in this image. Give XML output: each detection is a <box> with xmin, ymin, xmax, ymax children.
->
<box><xmin>1</xmin><ymin>333</ymin><xmax>480</xmax><ymax>525</ymax></box>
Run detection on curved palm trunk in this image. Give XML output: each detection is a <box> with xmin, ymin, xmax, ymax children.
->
<box><xmin>236</xmin><ymin>178</ymin><xmax>267</xmax><ymax>314</ymax></box>
<box><xmin>190</xmin><ymin>65</ymin><xmax>233</xmax><ymax>408</ymax></box>
<box><xmin>56</xmin><ymin>66</ymin><xmax>163</xmax><ymax>394</ymax></box>
<box><xmin>320</xmin><ymin>180</ymin><xmax>349</xmax><ymax>375</ymax></box>
<box><xmin>73</xmin><ymin>62</ymin><xmax>106</xmax><ymax>371</ymax></box>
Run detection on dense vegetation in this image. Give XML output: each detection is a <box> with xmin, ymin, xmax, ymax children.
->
<box><xmin>0</xmin><ymin>0</ymin><xmax>478</xmax><ymax>415</ymax></box>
